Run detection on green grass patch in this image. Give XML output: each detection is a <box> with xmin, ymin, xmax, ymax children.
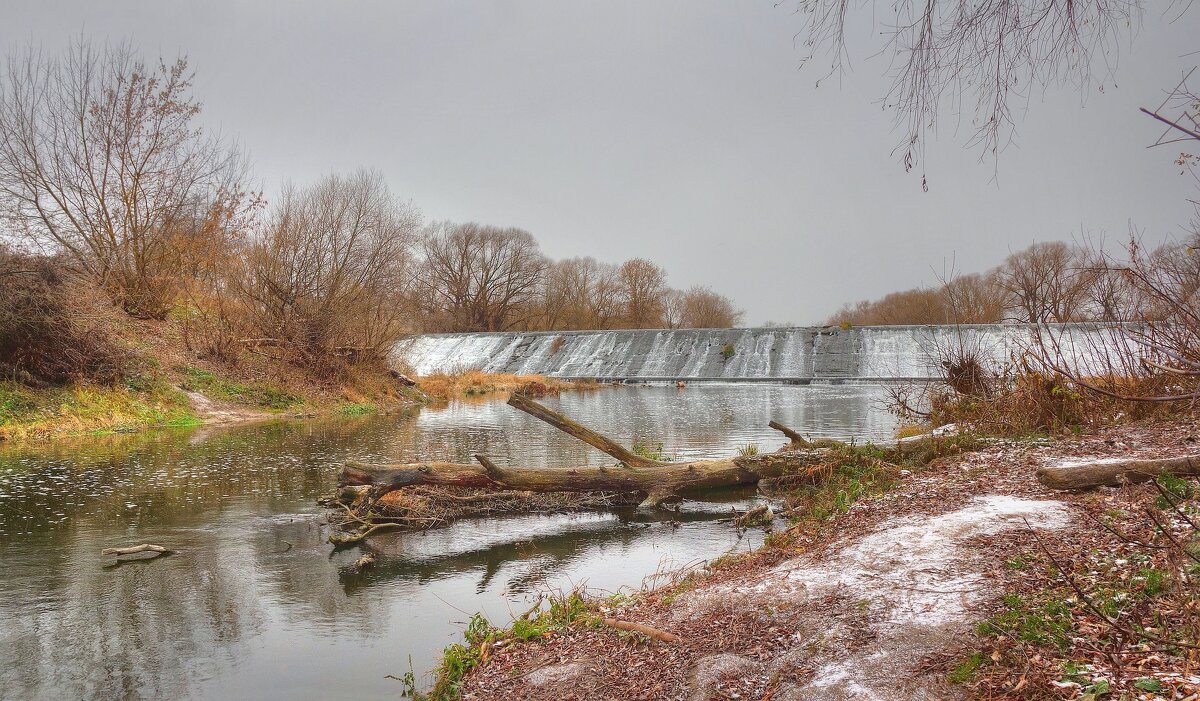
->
<box><xmin>420</xmin><ymin>592</ymin><xmax>593</xmax><ymax>700</ymax></box>
<box><xmin>338</xmin><ymin>403</ymin><xmax>378</xmax><ymax>416</ymax></box>
<box><xmin>0</xmin><ymin>377</ymin><xmax>196</xmax><ymax>441</ymax></box>
<box><xmin>179</xmin><ymin>367</ymin><xmax>301</xmax><ymax>411</ymax></box>
<box><xmin>947</xmin><ymin>651</ymin><xmax>988</xmax><ymax>684</ymax></box>
<box><xmin>784</xmin><ymin>443</ymin><xmax>900</xmax><ymax>523</ymax></box>
<box><xmin>977</xmin><ymin>594</ymin><xmax>1074</xmax><ymax>650</ymax></box>
<box><xmin>631</xmin><ymin>440</ymin><xmax>672</xmax><ymax>462</ymax></box>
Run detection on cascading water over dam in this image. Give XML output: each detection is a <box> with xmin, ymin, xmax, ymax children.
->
<box><xmin>396</xmin><ymin>324</ymin><xmax>1130</xmax><ymax>382</ymax></box>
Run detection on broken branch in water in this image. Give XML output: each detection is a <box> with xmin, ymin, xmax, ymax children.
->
<box><xmin>101</xmin><ymin>543</ymin><xmax>174</xmax><ymax>567</ymax></box>
<box><xmin>768</xmin><ymin>420</ymin><xmax>809</xmax><ymax>447</ymax></box>
<box><xmin>101</xmin><ymin>543</ymin><xmax>171</xmax><ymax>556</ymax></box>
<box><xmin>329</xmin><ymin>521</ymin><xmax>405</xmax><ymax>547</ymax></box>
<box><xmin>735</xmin><ymin>503</ymin><xmax>775</xmax><ymax>528</ymax></box>
<box><xmin>506</xmin><ymin>393</ymin><xmax>664</xmax><ymax>467</ymax></box>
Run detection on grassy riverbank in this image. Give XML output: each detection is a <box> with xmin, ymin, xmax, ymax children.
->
<box><xmin>0</xmin><ymin>317</ymin><xmax>424</xmax><ymax>443</ymax></box>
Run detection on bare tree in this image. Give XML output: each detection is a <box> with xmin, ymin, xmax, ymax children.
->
<box><xmin>662</xmin><ymin>288</ymin><xmax>686</xmax><ymax>329</ymax></box>
<box><xmin>534</xmin><ymin>256</ymin><xmax>626</xmax><ymax>331</ymax></box>
<box><xmin>790</xmin><ymin>0</ymin><xmax>1141</xmax><ymax>176</ymax></box>
<box><xmin>420</xmin><ymin>222</ymin><xmax>548</xmax><ymax>332</ymax></box>
<box><xmin>616</xmin><ymin>258</ymin><xmax>669</xmax><ymax>328</ymax></box>
<box><xmin>244</xmin><ymin>170</ymin><xmax>420</xmax><ymax>364</ymax></box>
<box><xmin>678</xmin><ymin>285</ymin><xmax>744</xmax><ymax>328</ymax></box>
<box><xmin>0</xmin><ymin>39</ymin><xmax>253</xmax><ymax>318</ymax></box>
<box><xmin>997</xmin><ymin>242</ymin><xmax>1093</xmax><ymax>322</ymax></box>
<box><xmin>940</xmin><ymin>271</ymin><xmax>1006</xmax><ymax>324</ymax></box>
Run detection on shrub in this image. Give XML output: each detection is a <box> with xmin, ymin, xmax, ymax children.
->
<box><xmin>0</xmin><ymin>252</ymin><xmax>130</xmax><ymax>384</ymax></box>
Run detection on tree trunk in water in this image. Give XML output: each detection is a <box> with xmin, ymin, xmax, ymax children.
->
<box><xmin>340</xmin><ymin>396</ymin><xmax>827</xmax><ymax>507</ymax></box>
<box><xmin>341</xmin><ymin>452</ymin><xmax>824</xmax><ymax>508</ymax></box>
<box><xmin>506</xmin><ymin>393</ymin><xmax>665</xmax><ymax>467</ymax></box>
<box><xmin>1036</xmin><ymin>455</ymin><xmax>1200</xmax><ymax>489</ymax></box>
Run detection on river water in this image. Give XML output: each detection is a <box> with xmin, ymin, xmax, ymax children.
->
<box><xmin>0</xmin><ymin>384</ymin><xmax>898</xmax><ymax>701</ymax></box>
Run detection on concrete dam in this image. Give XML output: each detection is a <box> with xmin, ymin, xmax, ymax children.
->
<box><xmin>396</xmin><ymin>324</ymin><xmax>1128</xmax><ymax>382</ymax></box>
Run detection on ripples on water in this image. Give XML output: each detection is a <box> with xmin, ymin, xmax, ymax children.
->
<box><xmin>0</xmin><ymin>384</ymin><xmax>897</xmax><ymax>700</ymax></box>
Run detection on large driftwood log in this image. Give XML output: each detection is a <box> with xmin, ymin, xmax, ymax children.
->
<box><xmin>340</xmin><ymin>397</ymin><xmax>827</xmax><ymax>507</ymax></box>
<box><xmin>507</xmin><ymin>393</ymin><xmax>664</xmax><ymax>467</ymax></box>
<box><xmin>342</xmin><ymin>452</ymin><xmax>823</xmax><ymax>508</ymax></box>
<box><xmin>1036</xmin><ymin>455</ymin><xmax>1200</xmax><ymax>490</ymax></box>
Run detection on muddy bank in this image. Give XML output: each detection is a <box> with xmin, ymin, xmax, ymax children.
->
<box><xmin>450</xmin><ymin>420</ymin><xmax>1200</xmax><ymax>700</ymax></box>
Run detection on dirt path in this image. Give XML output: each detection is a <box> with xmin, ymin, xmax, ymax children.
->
<box><xmin>456</xmin><ymin>420</ymin><xmax>1199</xmax><ymax>700</ymax></box>
<box><xmin>183</xmin><ymin>390</ymin><xmax>278</xmax><ymax>425</ymax></box>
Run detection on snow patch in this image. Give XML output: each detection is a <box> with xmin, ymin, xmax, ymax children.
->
<box><xmin>1046</xmin><ymin>456</ymin><xmax>1133</xmax><ymax>469</ymax></box>
<box><xmin>525</xmin><ymin>662</ymin><xmax>586</xmax><ymax>687</ymax></box>
<box><xmin>771</xmin><ymin>494</ymin><xmax>1070</xmax><ymax>626</ymax></box>
<box><xmin>683</xmin><ymin>495</ymin><xmax>1072</xmax><ymax>701</ymax></box>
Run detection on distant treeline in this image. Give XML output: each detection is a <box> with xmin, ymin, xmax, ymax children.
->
<box><xmin>827</xmin><ymin>240</ymin><xmax>1200</xmax><ymax>326</ymax></box>
<box><xmin>0</xmin><ymin>40</ymin><xmax>740</xmax><ymax>383</ymax></box>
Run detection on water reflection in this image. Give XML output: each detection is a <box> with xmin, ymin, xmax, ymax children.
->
<box><xmin>0</xmin><ymin>384</ymin><xmax>897</xmax><ymax>701</ymax></box>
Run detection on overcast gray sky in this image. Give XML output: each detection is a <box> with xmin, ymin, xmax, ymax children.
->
<box><xmin>3</xmin><ymin>1</ymin><xmax>1196</xmax><ymax>324</ymax></box>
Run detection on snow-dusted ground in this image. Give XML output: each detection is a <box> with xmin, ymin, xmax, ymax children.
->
<box><xmin>678</xmin><ymin>496</ymin><xmax>1072</xmax><ymax>700</ymax></box>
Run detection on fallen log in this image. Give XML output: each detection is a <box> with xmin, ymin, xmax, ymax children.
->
<box><xmin>340</xmin><ymin>396</ymin><xmax>827</xmax><ymax>508</ymax></box>
<box><xmin>343</xmin><ymin>452</ymin><xmax>823</xmax><ymax>508</ymax></box>
<box><xmin>601</xmin><ymin>618</ymin><xmax>683</xmax><ymax>644</ymax></box>
<box><xmin>507</xmin><ymin>393</ymin><xmax>664</xmax><ymax>467</ymax></box>
<box><xmin>1036</xmin><ymin>455</ymin><xmax>1200</xmax><ymax>490</ymax></box>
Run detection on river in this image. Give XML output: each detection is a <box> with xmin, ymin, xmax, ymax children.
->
<box><xmin>0</xmin><ymin>383</ymin><xmax>898</xmax><ymax>700</ymax></box>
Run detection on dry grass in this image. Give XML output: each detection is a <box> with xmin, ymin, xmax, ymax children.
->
<box><xmin>417</xmin><ymin>369</ymin><xmax>599</xmax><ymax>402</ymax></box>
<box><xmin>892</xmin><ymin>371</ymin><xmax>1181</xmax><ymax>438</ymax></box>
<box><xmin>0</xmin><ymin>379</ymin><xmax>198</xmax><ymax>441</ymax></box>
<box><xmin>0</xmin><ymin>312</ymin><xmax>422</xmax><ymax>442</ymax></box>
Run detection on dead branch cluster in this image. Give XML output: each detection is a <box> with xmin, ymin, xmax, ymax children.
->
<box><xmin>325</xmin><ymin>485</ymin><xmax>641</xmax><ymax>546</ymax></box>
<box><xmin>324</xmin><ymin>394</ymin><xmax>841</xmax><ymax>543</ymax></box>
<box><xmin>789</xmin><ymin>0</ymin><xmax>1140</xmax><ymax>173</ymax></box>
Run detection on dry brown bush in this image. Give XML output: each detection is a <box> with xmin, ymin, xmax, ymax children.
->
<box><xmin>0</xmin><ymin>251</ymin><xmax>130</xmax><ymax>384</ymax></box>
<box><xmin>243</xmin><ymin>170</ymin><xmax>420</xmax><ymax>370</ymax></box>
<box><xmin>676</xmin><ymin>285</ymin><xmax>744</xmax><ymax>328</ymax></box>
<box><xmin>828</xmin><ymin>287</ymin><xmax>950</xmax><ymax>326</ymax></box>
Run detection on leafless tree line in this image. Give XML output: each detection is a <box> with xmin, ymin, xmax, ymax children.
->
<box><xmin>0</xmin><ymin>39</ymin><xmax>742</xmax><ymax>379</ymax></box>
<box><xmin>827</xmin><ymin>238</ymin><xmax>1199</xmax><ymax>326</ymax></box>
<box><xmin>417</xmin><ymin>225</ymin><xmax>743</xmax><ymax>332</ymax></box>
